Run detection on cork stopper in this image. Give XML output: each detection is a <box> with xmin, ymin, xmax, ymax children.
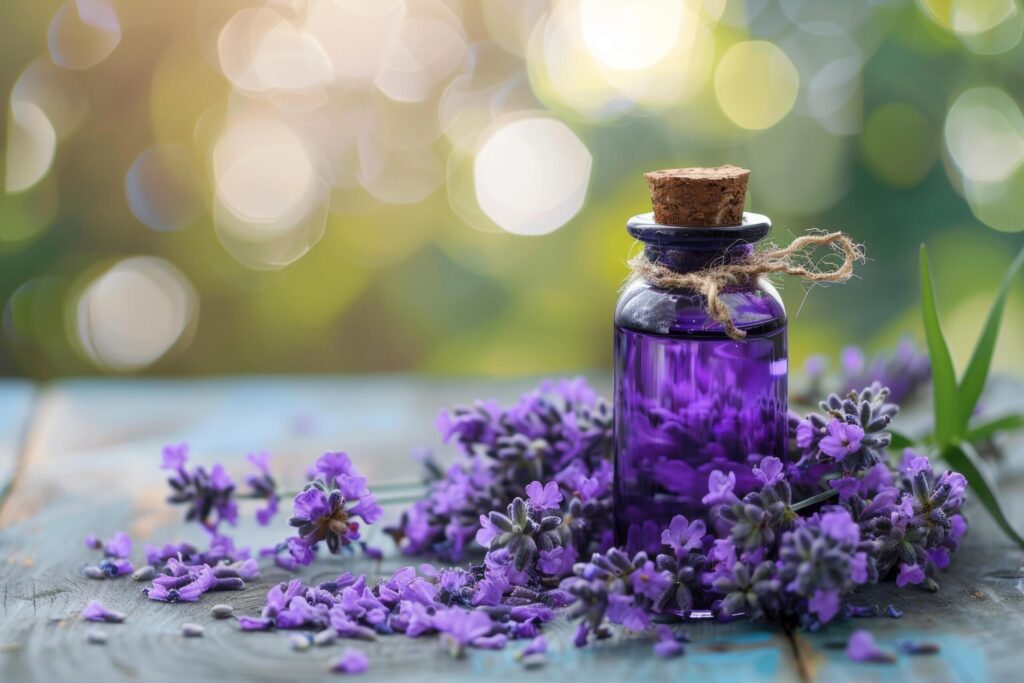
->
<box><xmin>645</xmin><ymin>165</ymin><xmax>750</xmax><ymax>227</ymax></box>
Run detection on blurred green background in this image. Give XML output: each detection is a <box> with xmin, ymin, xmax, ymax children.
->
<box><xmin>2</xmin><ymin>0</ymin><xmax>1024</xmax><ymax>379</ymax></box>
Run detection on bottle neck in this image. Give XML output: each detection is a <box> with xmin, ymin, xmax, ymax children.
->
<box><xmin>643</xmin><ymin>243</ymin><xmax>755</xmax><ymax>274</ymax></box>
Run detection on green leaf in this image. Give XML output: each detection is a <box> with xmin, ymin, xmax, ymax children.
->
<box><xmin>920</xmin><ymin>245</ymin><xmax>960</xmax><ymax>447</ymax></box>
<box><xmin>943</xmin><ymin>442</ymin><xmax>1024</xmax><ymax>549</ymax></box>
<box><xmin>965</xmin><ymin>414</ymin><xmax>1024</xmax><ymax>443</ymax></box>
<box><xmin>887</xmin><ymin>430</ymin><xmax>915</xmax><ymax>451</ymax></box>
<box><xmin>958</xmin><ymin>246</ymin><xmax>1024</xmax><ymax>434</ymax></box>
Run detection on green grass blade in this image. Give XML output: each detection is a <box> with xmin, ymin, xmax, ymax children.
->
<box><xmin>887</xmin><ymin>430</ymin><xmax>915</xmax><ymax>451</ymax></box>
<box><xmin>920</xmin><ymin>245</ymin><xmax>960</xmax><ymax>446</ymax></box>
<box><xmin>964</xmin><ymin>414</ymin><xmax>1024</xmax><ymax>443</ymax></box>
<box><xmin>958</xmin><ymin>246</ymin><xmax>1024</xmax><ymax>433</ymax></box>
<box><xmin>943</xmin><ymin>442</ymin><xmax>1024</xmax><ymax>549</ymax></box>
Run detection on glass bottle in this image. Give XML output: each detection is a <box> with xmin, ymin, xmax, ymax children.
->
<box><xmin>613</xmin><ymin>211</ymin><xmax>788</xmax><ymax>554</ymax></box>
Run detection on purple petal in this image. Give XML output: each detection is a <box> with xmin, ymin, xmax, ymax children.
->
<box><xmin>331</xmin><ymin>648</ymin><xmax>369</xmax><ymax>675</ymax></box>
<box><xmin>238</xmin><ymin>616</ymin><xmax>274</xmax><ymax>631</ymax></box>
<box><xmin>846</xmin><ymin>630</ymin><xmax>894</xmax><ymax>663</ymax></box>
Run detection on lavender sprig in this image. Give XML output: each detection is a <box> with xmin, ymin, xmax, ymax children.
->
<box><xmin>81</xmin><ymin>375</ymin><xmax>973</xmax><ymax>667</ymax></box>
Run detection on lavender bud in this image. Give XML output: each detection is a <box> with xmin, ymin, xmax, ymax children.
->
<box><xmin>132</xmin><ymin>565</ymin><xmax>156</xmax><ymax>582</ymax></box>
<box><xmin>313</xmin><ymin>629</ymin><xmax>337</xmax><ymax>647</ymax></box>
<box><xmin>211</xmin><ymin>604</ymin><xmax>234</xmax><ymax>619</ymax></box>
<box><xmin>181</xmin><ymin>623</ymin><xmax>204</xmax><ymax>638</ymax></box>
<box><xmin>521</xmin><ymin>654</ymin><xmax>546</xmax><ymax>669</ymax></box>
<box><xmin>209</xmin><ymin>577</ymin><xmax>245</xmax><ymax>591</ymax></box>
<box><xmin>290</xmin><ymin>634</ymin><xmax>313</xmax><ymax>651</ymax></box>
<box><xmin>84</xmin><ymin>566</ymin><xmax>106</xmax><ymax>580</ymax></box>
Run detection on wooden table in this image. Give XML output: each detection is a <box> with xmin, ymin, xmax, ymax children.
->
<box><xmin>0</xmin><ymin>376</ymin><xmax>1021</xmax><ymax>682</ymax></box>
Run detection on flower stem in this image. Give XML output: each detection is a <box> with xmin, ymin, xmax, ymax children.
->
<box><xmin>237</xmin><ymin>491</ymin><xmax>423</xmax><ymax>506</ymax></box>
<box><xmin>790</xmin><ymin>488</ymin><xmax>839</xmax><ymax>512</ymax></box>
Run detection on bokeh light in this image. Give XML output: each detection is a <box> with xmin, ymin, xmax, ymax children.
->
<box><xmin>917</xmin><ymin>0</ymin><xmax>1018</xmax><ymax>35</ymax></box>
<box><xmin>215</xmin><ymin>119</ymin><xmax>317</xmax><ymax>224</ymax></box>
<box><xmin>374</xmin><ymin>0</ymin><xmax>468</xmax><ymax>103</ymax></box>
<box><xmin>76</xmin><ymin>257</ymin><xmax>198</xmax><ymax>372</ymax></box>
<box><xmin>957</xmin><ymin>7</ymin><xmax>1024</xmax><ymax>54</ymax></box>
<box><xmin>481</xmin><ymin>0</ymin><xmax>549</xmax><ymax>58</ymax></box>
<box><xmin>714</xmin><ymin>41</ymin><xmax>799</xmax><ymax>130</ymax></box>
<box><xmin>125</xmin><ymin>145</ymin><xmax>200</xmax><ymax>232</ymax></box>
<box><xmin>306</xmin><ymin>0</ymin><xmax>406</xmax><ymax>88</ymax></box>
<box><xmin>944</xmin><ymin>87</ymin><xmax>1024</xmax><ymax>183</ymax></box>
<box><xmin>439</xmin><ymin>43</ymin><xmax>525</xmax><ymax>150</ymax></box>
<box><xmin>472</xmin><ymin>117</ymin><xmax>592</xmax><ymax>236</ymax></box>
<box><xmin>5</xmin><ymin>102</ymin><xmax>57</xmax><ymax>194</ymax></box>
<box><xmin>47</xmin><ymin>0</ymin><xmax>121</xmax><ymax>70</ymax></box>
<box><xmin>528</xmin><ymin>0</ymin><xmax>703</xmax><ymax>121</ymax></box>
<box><xmin>578</xmin><ymin>0</ymin><xmax>686</xmax><ymax>71</ymax></box>
<box><xmin>962</xmin><ymin>168</ymin><xmax>1024</xmax><ymax>234</ymax></box>
<box><xmin>2</xmin><ymin>0</ymin><xmax>1024</xmax><ymax>378</ymax></box>
<box><xmin>11</xmin><ymin>58</ymin><xmax>88</xmax><ymax>138</ymax></box>
<box><xmin>212</xmin><ymin>111</ymin><xmax>329</xmax><ymax>268</ymax></box>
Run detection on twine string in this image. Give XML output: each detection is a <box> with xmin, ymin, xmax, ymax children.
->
<box><xmin>628</xmin><ymin>231</ymin><xmax>864</xmax><ymax>340</ymax></box>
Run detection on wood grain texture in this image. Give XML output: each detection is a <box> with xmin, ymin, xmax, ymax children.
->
<box><xmin>1</xmin><ymin>376</ymin><xmax>1022</xmax><ymax>683</ymax></box>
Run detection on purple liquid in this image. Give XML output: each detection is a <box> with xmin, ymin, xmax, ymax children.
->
<box><xmin>613</xmin><ymin>323</ymin><xmax>788</xmax><ymax>554</ymax></box>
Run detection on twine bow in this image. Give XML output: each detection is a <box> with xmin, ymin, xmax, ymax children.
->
<box><xmin>628</xmin><ymin>231</ymin><xmax>865</xmax><ymax>341</ymax></box>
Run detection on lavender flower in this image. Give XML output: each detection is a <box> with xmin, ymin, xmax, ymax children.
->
<box><xmin>715</xmin><ymin>462</ymin><xmax>793</xmax><ymax>552</ymax></box>
<box><xmin>525</xmin><ymin>480</ymin><xmax>563</xmax><ymax>511</ymax></box>
<box><xmin>147</xmin><ymin>565</ymin><xmax>214</xmax><ymax>603</ymax></box>
<box><xmin>631</xmin><ymin>560</ymin><xmax>672</xmax><ymax>601</ymax></box>
<box><xmin>840</xmin><ymin>340</ymin><xmax>930</xmax><ymax>404</ymax></box>
<box><xmin>245</xmin><ymin>452</ymin><xmax>279</xmax><ymax>526</ymax></box>
<box><xmin>311</xmin><ymin>452</ymin><xmax>358</xmax><ymax>486</ymax></box>
<box><xmin>434</xmin><ymin>607</ymin><xmax>495</xmax><ymax>657</ymax></box>
<box><xmin>852</xmin><ymin>449</ymin><xmax>966</xmax><ymax>584</ymax></box>
<box><xmin>653</xmin><ymin>626</ymin><xmax>685</xmax><ymax>658</ymax></box>
<box><xmin>660</xmin><ymin>515</ymin><xmax>706</xmax><ymax>558</ymax></box>
<box><xmin>144</xmin><ymin>541</ymin><xmax>199</xmax><ymax>567</ymax></box>
<box><xmin>652</xmin><ymin>547</ymin><xmax>706</xmax><ymax>613</ymax></box>
<box><xmin>81</xmin><ymin>600</ymin><xmax>126</xmax><ymax>623</ymax></box>
<box><xmin>119</xmin><ymin>374</ymin><xmax>973</xmax><ymax>662</ymax></box>
<box><xmin>561</xmin><ymin>547</ymin><xmax>657</xmax><ymax>634</ymax></box>
<box><xmin>521</xmin><ymin>634</ymin><xmax>547</xmax><ymax>657</ymax></box>
<box><xmin>476</xmin><ymin>497</ymin><xmax>562</xmax><ymax>571</ymax></box>
<box><xmin>388</xmin><ymin>378</ymin><xmax>612</xmax><ymax>562</ymax></box>
<box><xmin>702</xmin><ymin>470</ymin><xmax>740</xmax><ymax>507</ymax></box>
<box><xmin>86</xmin><ymin>531</ymin><xmax>132</xmax><ymax>558</ymax></box>
<box><xmin>331</xmin><ymin>649</ymin><xmax>369</xmax><ymax>675</ymax></box>
<box><xmin>288</xmin><ymin>473</ymin><xmax>383</xmax><ymax>558</ymax></box>
<box><xmin>846</xmin><ymin>629</ymin><xmax>895</xmax><ymax>663</ymax></box>
<box><xmin>98</xmin><ymin>557</ymin><xmax>134</xmax><ymax>577</ymax></box>
<box><xmin>161</xmin><ymin>443</ymin><xmax>238</xmax><ymax>530</ymax></box>
<box><xmin>793</xmin><ymin>383</ymin><xmax>897</xmax><ymax>475</ymax></box>
<box><xmin>819</xmin><ymin>421</ymin><xmax>865</xmax><ymax>461</ymax></box>
<box><xmin>238</xmin><ymin>616</ymin><xmax>274</xmax><ymax>631</ymax></box>
<box><xmin>713</xmin><ymin>560</ymin><xmax>781</xmax><ymax>621</ymax></box>
<box><xmin>775</xmin><ymin>510</ymin><xmax>872</xmax><ymax>624</ymax></box>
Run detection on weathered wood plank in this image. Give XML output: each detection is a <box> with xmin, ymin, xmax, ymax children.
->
<box><xmin>0</xmin><ymin>380</ymin><xmax>35</xmax><ymax>501</ymax></box>
<box><xmin>0</xmin><ymin>376</ymin><xmax>802</xmax><ymax>683</ymax></box>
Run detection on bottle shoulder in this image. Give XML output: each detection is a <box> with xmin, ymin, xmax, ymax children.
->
<box><xmin>614</xmin><ymin>278</ymin><xmax>787</xmax><ymax>337</ymax></box>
